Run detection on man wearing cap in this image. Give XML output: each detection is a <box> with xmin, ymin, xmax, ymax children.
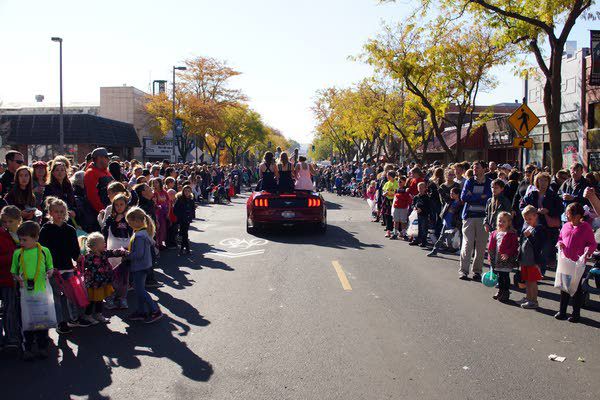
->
<box><xmin>84</xmin><ymin>147</ymin><xmax>114</xmax><ymax>214</ymax></box>
<box><xmin>1</xmin><ymin>150</ymin><xmax>24</xmax><ymax>197</ymax></box>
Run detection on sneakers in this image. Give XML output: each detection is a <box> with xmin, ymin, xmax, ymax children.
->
<box><xmin>68</xmin><ymin>318</ymin><xmax>93</xmax><ymax>328</ymax></box>
<box><xmin>409</xmin><ymin>241</ymin><xmax>420</xmax><ymax>246</ymax></box>
<box><xmin>472</xmin><ymin>273</ymin><xmax>482</xmax><ymax>282</ymax></box>
<box><xmin>427</xmin><ymin>249</ymin><xmax>438</xmax><ymax>257</ymax></box>
<box><xmin>145</xmin><ymin>279</ymin><xmax>162</xmax><ymax>288</ymax></box>
<box><xmin>118</xmin><ymin>298</ymin><xmax>129</xmax><ymax>310</ymax></box>
<box><xmin>385</xmin><ymin>231</ymin><xmax>391</xmax><ymax>238</ymax></box>
<box><xmin>521</xmin><ymin>300</ymin><xmax>539</xmax><ymax>309</ymax></box>
<box><xmin>458</xmin><ymin>273</ymin><xmax>469</xmax><ymax>280</ymax></box>
<box><xmin>82</xmin><ymin>314</ymin><xmax>99</xmax><ymax>325</ymax></box>
<box><xmin>104</xmin><ymin>297</ymin><xmax>118</xmax><ymax>310</ymax></box>
<box><xmin>145</xmin><ymin>309</ymin><xmax>164</xmax><ymax>324</ymax></box>
<box><xmin>498</xmin><ymin>291</ymin><xmax>510</xmax><ymax>302</ymax></box>
<box><xmin>390</xmin><ymin>234</ymin><xmax>398</xmax><ymax>240</ymax></box>
<box><xmin>128</xmin><ymin>311</ymin><xmax>147</xmax><ymax>321</ymax></box>
<box><xmin>516</xmin><ymin>297</ymin><xmax>528</xmax><ymax>305</ymax></box>
<box><xmin>492</xmin><ymin>291</ymin><xmax>501</xmax><ymax>300</ymax></box>
<box><xmin>94</xmin><ymin>313</ymin><xmax>109</xmax><ymax>323</ymax></box>
<box><xmin>568</xmin><ymin>315</ymin><xmax>580</xmax><ymax>323</ymax></box>
<box><xmin>56</xmin><ymin>322</ymin><xmax>72</xmax><ymax>334</ymax></box>
<box><xmin>554</xmin><ymin>312</ymin><xmax>568</xmax><ymax>320</ymax></box>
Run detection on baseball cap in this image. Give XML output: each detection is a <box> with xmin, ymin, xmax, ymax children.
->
<box><xmin>91</xmin><ymin>147</ymin><xmax>113</xmax><ymax>158</ymax></box>
<box><xmin>502</xmin><ymin>163</ymin><xmax>512</xmax><ymax>170</ymax></box>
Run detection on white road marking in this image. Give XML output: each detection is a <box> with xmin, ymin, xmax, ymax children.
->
<box><xmin>209</xmin><ymin>249</ymin><xmax>266</xmax><ymax>258</ymax></box>
<box><xmin>219</xmin><ymin>238</ymin><xmax>269</xmax><ymax>249</ymax></box>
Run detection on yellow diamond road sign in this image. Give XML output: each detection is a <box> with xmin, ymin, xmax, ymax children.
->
<box><xmin>508</xmin><ymin>104</ymin><xmax>540</xmax><ymax>137</ymax></box>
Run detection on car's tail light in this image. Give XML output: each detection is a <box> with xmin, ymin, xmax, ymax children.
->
<box><xmin>254</xmin><ymin>198</ymin><xmax>269</xmax><ymax>207</ymax></box>
<box><xmin>308</xmin><ymin>198</ymin><xmax>321</xmax><ymax>207</ymax></box>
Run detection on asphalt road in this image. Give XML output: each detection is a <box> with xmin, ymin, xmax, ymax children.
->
<box><xmin>2</xmin><ymin>192</ymin><xmax>600</xmax><ymax>400</ymax></box>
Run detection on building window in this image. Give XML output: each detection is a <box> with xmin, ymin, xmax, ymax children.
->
<box><xmin>590</xmin><ymin>102</ymin><xmax>600</xmax><ymax>129</ymax></box>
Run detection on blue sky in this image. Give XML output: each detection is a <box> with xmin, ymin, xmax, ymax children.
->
<box><xmin>0</xmin><ymin>0</ymin><xmax>597</xmax><ymax>142</ymax></box>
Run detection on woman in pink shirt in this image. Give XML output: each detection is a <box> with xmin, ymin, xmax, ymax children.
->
<box><xmin>555</xmin><ymin>202</ymin><xmax>596</xmax><ymax>323</ymax></box>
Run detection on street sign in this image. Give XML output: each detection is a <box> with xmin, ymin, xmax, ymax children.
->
<box><xmin>513</xmin><ymin>137</ymin><xmax>533</xmax><ymax>149</ymax></box>
<box><xmin>174</xmin><ymin>118</ymin><xmax>184</xmax><ymax>138</ymax></box>
<box><xmin>508</xmin><ymin>104</ymin><xmax>540</xmax><ymax>137</ymax></box>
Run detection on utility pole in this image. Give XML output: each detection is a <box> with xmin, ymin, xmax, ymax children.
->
<box><xmin>51</xmin><ymin>37</ymin><xmax>64</xmax><ymax>154</ymax></box>
<box><xmin>172</xmin><ymin>66</ymin><xmax>187</xmax><ymax>162</ymax></box>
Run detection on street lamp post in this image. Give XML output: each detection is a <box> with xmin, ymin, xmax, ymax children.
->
<box><xmin>51</xmin><ymin>37</ymin><xmax>64</xmax><ymax>154</ymax></box>
<box><xmin>172</xmin><ymin>65</ymin><xmax>187</xmax><ymax>162</ymax></box>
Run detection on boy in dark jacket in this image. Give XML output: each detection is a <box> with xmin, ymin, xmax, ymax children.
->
<box><xmin>409</xmin><ymin>182</ymin><xmax>432</xmax><ymax>247</ymax></box>
<box><xmin>518</xmin><ymin>205</ymin><xmax>546</xmax><ymax>309</ymax></box>
<box><xmin>173</xmin><ymin>186</ymin><xmax>196</xmax><ymax>255</ymax></box>
<box><xmin>428</xmin><ymin>187</ymin><xmax>462</xmax><ymax>256</ymax></box>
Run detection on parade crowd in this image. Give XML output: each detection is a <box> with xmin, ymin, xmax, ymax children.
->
<box><xmin>0</xmin><ymin>148</ymin><xmax>245</xmax><ymax>361</ymax></box>
<box><xmin>315</xmin><ymin>159</ymin><xmax>600</xmax><ymax>320</ymax></box>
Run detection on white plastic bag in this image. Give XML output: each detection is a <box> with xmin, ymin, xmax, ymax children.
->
<box><xmin>367</xmin><ymin>198</ymin><xmax>376</xmax><ymax>213</ymax></box>
<box><xmin>406</xmin><ymin>210</ymin><xmax>419</xmax><ymax>238</ymax></box>
<box><xmin>107</xmin><ymin>227</ymin><xmax>130</xmax><ymax>268</ymax></box>
<box><xmin>20</xmin><ymin>280</ymin><xmax>57</xmax><ymax>331</ymax></box>
<box><xmin>448</xmin><ymin>228</ymin><xmax>461</xmax><ymax>249</ymax></box>
<box><xmin>554</xmin><ymin>250</ymin><xmax>587</xmax><ymax>296</ymax></box>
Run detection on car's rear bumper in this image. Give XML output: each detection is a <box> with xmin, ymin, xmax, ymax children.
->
<box><xmin>250</xmin><ymin>208</ymin><xmax>324</xmax><ymax>224</ymax></box>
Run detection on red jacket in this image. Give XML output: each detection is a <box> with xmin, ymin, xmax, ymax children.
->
<box><xmin>0</xmin><ymin>228</ymin><xmax>17</xmax><ymax>288</ymax></box>
<box><xmin>84</xmin><ymin>163</ymin><xmax>113</xmax><ymax>212</ymax></box>
<box><xmin>393</xmin><ymin>192</ymin><xmax>412</xmax><ymax>209</ymax></box>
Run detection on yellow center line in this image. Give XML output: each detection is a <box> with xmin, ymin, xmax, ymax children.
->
<box><xmin>331</xmin><ymin>260</ymin><xmax>352</xmax><ymax>291</ymax></box>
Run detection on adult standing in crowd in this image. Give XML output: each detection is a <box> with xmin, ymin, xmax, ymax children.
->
<box><xmin>458</xmin><ymin>161</ymin><xmax>492</xmax><ymax>281</ymax></box>
<box><xmin>84</xmin><ymin>148</ymin><xmax>114</xmax><ymax>216</ymax></box>
<box><xmin>0</xmin><ymin>150</ymin><xmax>24</xmax><ymax>197</ymax></box>
<box><xmin>5</xmin><ymin>166</ymin><xmax>37</xmax><ymax>221</ymax></box>
<box><xmin>520</xmin><ymin>172</ymin><xmax>563</xmax><ymax>275</ymax></box>
<box><xmin>44</xmin><ymin>160</ymin><xmax>76</xmax><ymax>213</ymax></box>
<box><xmin>31</xmin><ymin>161</ymin><xmax>48</xmax><ymax>209</ymax></box>
<box><xmin>560</xmin><ymin>162</ymin><xmax>589</xmax><ymax>208</ymax></box>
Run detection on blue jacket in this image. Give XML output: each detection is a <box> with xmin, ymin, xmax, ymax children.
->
<box><xmin>128</xmin><ymin>229</ymin><xmax>154</xmax><ymax>272</ymax></box>
<box><xmin>461</xmin><ymin>177</ymin><xmax>492</xmax><ymax>219</ymax></box>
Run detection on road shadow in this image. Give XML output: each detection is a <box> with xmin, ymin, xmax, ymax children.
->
<box><xmin>324</xmin><ymin>200</ymin><xmax>343</xmax><ymax>210</ymax></box>
<box><xmin>255</xmin><ymin>224</ymin><xmax>382</xmax><ymax>250</ymax></box>
<box><xmin>0</xmin><ymin>316</ymin><xmax>214</xmax><ymax>399</ymax></box>
<box><xmin>158</xmin><ymin>242</ymin><xmax>235</xmax><ymax>274</ymax></box>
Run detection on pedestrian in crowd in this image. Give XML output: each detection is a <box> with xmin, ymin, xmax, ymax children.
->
<box><xmin>84</xmin><ymin>148</ymin><xmax>114</xmax><ymax>216</ymax></box>
<box><xmin>0</xmin><ymin>206</ymin><xmax>21</xmax><ymax>350</ymax></box>
<box><xmin>366</xmin><ymin>180</ymin><xmax>378</xmax><ymax>220</ymax></box>
<box><xmin>0</xmin><ymin>150</ymin><xmax>24</xmax><ymax>197</ymax></box>
<box><xmin>31</xmin><ymin>161</ymin><xmax>47</xmax><ymax>209</ymax></box>
<box><xmin>518</xmin><ymin>205</ymin><xmax>546</xmax><ymax>309</ymax></box>
<box><xmin>487</xmin><ymin>211</ymin><xmax>519</xmax><ymax>302</ymax></box>
<box><xmin>125</xmin><ymin>207</ymin><xmax>163</xmax><ymax>323</ymax></box>
<box><xmin>520</xmin><ymin>172</ymin><xmax>563</xmax><ymax>275</ymax></box>
<box><xmin>485</xmin><ymin>179</ymin><xmax>511</xmax><ymax>233</ymax></box>
<box><xmin>458</xmin><ymin>161</ymin><xmax>491</xmax><ymax>281</ymax></box>
<box><xmin>409</xmin><ymin>182</ymin><xmax>432</xmax><ymax>247</ymax></box>
<box><xmin>11</xmin><ymin>221</ymin><xmax>54</xmax><ymax>361</ymax></box>
<box><xmin>428</xmin><ymin>186</ymin><xmax>462</xmax><ymax>257</ymax></box>
<box><xmin>101</xmin><ymin>193</ymin><xmax>133</xmax><ymax>310</ymax></box>
<box><xmin>560</xmin><ymin>163</ymin><xmax>589</xmax><ymax>208</ymax></box>
<box><xmin>151</xmin><ymin>178</ymin><xmax>171</xmax><ymax>250</ymax></box>
<box><xmin>44</xmin><ymin>160</ymin><xmax>76</xmax><ymax>217</ymax></box>
<box><xmin>39</xmin><ymin>197</ymin><xmax>85</xmax><ymax>334</ymax></box>
<box><xmin>81</xmin><ymin>232</ymin><xmax>128</xmax><ymax>325</ymax></box>
<box><xmin>391</xmin><ymin>177</ymin><xmax>411</xmax><ymax>239</ymax></box>
<box><xmin>382</xmin><ymin>170</ymin><xmax>399</xmax><ymax>238</ymax></box>
<box><xmin>174</xmin><ymin>185</ymin><xmax>196</xmax><ymax>255</ymax></box>
<box><xmin>555</xmin><ymin>202</ymin><xmax>596</xmax><ymax>323</ymax></box>
<box><xmin>5</xmin><ymin>166</ymin><xmax>37</xmax><ymax>221</ymax></box>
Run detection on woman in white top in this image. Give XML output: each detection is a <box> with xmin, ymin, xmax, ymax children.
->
<box><xmin>294</xmin><ymin>156</ymin><xmax>316</xmax><ymax>191</ymax></box>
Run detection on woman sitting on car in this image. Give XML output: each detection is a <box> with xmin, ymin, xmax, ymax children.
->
<box><xmin>294</xmin><ymin>156</ymin><xmax>316</xmax><ymax>191</ymax></box>
<box><xmin>258</xmin><ymin>151</ymin><xmax>279</xmax><ymax>192</ymax></box>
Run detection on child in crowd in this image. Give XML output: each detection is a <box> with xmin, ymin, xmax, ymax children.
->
<box><xmin>80</xmin><ymin>232</ymin><xmax>128</xmax><ymax>324</ymax></box>
<box><xmin>382</xmin><ymin>171</ymin><xmax>399</xmax><ymax>238</ymax></box>
<box><xmin>0</xmin><ymin>206</ymin><xmax>21</xmax><ymax>350</ymax></box>
<box><xmin>518</xmin><ymin>205</ymin><xmax>546</xmax><ymax>309</ymax></box>
<box><xmin>125</xmin><ymin>207</ymin><xmax>163</xmax><ymax>323</ymax></box>
<box><xmin>487</xmin><ymin>212</ymin><xmax>519</xmax><ymax>302</ymax></box>
<box><xmin>485</xmin><ymin>179</ymin><xmax>512</xmax><ymax>232</ymax></box>
<box><xmin>39</xmin><ymin>197</ymin><xmax>87</xmax><ymax>334</ymax></box>
<box><xmin>165</xmin><ymin>177</ymin><xmax>179</xmax><ymax>248</ymax></box>
<box><xmin>428</xmin><ymin>187</ymin><xmax>462</xmax><ymax>256</ymax></box>
<box><xmin>98</xmin><ymin>182</ymin><xmax>128</xmax><ymax>229</ymax></box>
<box><xmin>555</xmin><ymin>202</ymin><xmax>596</xmax><ymax>322</ymax></box>
<box><xmin>11</xmin><ymin>221</ymin><xmax>54</xmax><ymax>361</ymax></box>
<box><xmin>102</xmin><ymin>193</ymin><xmax>133</xmax><ymax>310</ymax></box>
<box><xmin>391</xmin><ymin>177</ymin><xmax>411</xmax><ymax>240</ymax></box>
<box><xmin>133</xmin><ymin>183</ymin><xmax>160</xmax><ymax>288</ymax></box>
<box><xmin>366</xmin><ymin>181</ymin><xmax>378</xmax><ymax>221</ymax></box>
<box><xmin>151</xmin><ymin>178</ymin><xmax>171</xmax><ymax>250</ymax></box>
<box><xmin>173</xmin><ymin>185</ymin><xmax>196</xmax><ymax>255</ymax></box>
<box><xmin>409</xmin><ymin>182</ymin><xmax>432</xmax><ymax>247</ymax></box>
<box><xmin>335</xmin><ymin>174</ymin><xmax>343</xmax><ymax>196</ymax></box>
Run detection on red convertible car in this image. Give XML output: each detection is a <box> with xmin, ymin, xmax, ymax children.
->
<box><xmin>246</xmin><ymin>190</ymin><xmax>327</xmax><ymax>234</ymax></box>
